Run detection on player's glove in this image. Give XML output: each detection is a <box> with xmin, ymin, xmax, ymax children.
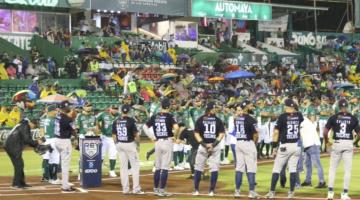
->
<box><xmin>34</xmin><ymin>144</ymin><xmax>53</xmax><ymax>155</ymax></box>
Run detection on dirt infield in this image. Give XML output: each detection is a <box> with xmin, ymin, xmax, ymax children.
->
<box><xmin>2</xmin><ymin>153</ymin><xmax>360</xmax><ymax>200</ymax></box>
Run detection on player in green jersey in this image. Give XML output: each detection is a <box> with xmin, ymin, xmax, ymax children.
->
<box><xmin>39</xmin><ymin>105</ymin><xmax>61</xmax><ymax>184</ymax></box>
<box><xmin>97</xmin><ymin>105</ymin><xmax>119</xmax><ymax>177</ymax></box>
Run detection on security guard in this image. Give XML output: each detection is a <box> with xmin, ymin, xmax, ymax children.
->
<box><xmin>4</xmin><ymin>119</ymin><xmax>40</xmax><ymax>189</ymax></box>
<box><xmin>53</xmin><ymin>101</ymin><xmax>76</xmax><ymax>193</ymax></box>
<box><xmin>113</xmin><ymin>105</ymin><xmax>144</xmax><ymax>195</ymax></box>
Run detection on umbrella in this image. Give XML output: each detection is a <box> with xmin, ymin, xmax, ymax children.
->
<box><xmin>76</xmin><ymin>48</ymin><xmax>98</xmax><ymax>55</ymax></box>
<box><xmin>12</xmin><ymin>90</ymin><xmax>37</xmax><ymax>102</ymax></box>
<box><xmin>224</xmin><ymin>70</ymin><xmax>256</xmax><ymax>79</ymax></box>
<box><xmin>37</xmin><ymin>94</ymin><xmax>72</xmax><ymax>104</ymax></box>
<box><xmin>338</xmin><ymin>35</ymin><xmax>348</xmax><ymax>41</ymax></box>
<box><xmin>162</xmin><ymin>73</ymin><xmax>178</xmax><ymax>80</ymax></box>
<box><xmin>333</xmin><ymin>83</ymin><xmax>355</xmax><ymax>90</ymax></box>
<box><xmin>208</xmin><ymin>77</ymin><xmax>224</xmax><ymax>82</ymax></box>
<box><xmin>225</xmin><ymin>65</ymin><xmax>240</xmax><ymax>72</ymax></box>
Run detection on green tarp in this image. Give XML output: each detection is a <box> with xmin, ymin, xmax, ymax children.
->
<box><xmin>0</xmin><ymin>37</ymin><xmax>29</xmax><ymax>58</ymax></box>
<box><xmin>30</xmin><ymin>35</ymin><xmax>72</xmax><ymax>67</ymax></box>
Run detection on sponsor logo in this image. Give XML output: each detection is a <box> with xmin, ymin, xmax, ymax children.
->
<box><xmin>83</xmin><ymin>140</ymin><xmax>99</xmax><ymax>159</ymax></box>
<box><xmin>84</xmin><ymin>169</ymin><xmax>98</xmax><ymax>173</ymax></box>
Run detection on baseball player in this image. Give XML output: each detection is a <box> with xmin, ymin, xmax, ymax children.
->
<box><xmin>75</xmin><ymin>102</ymin><xmax>97</xmax><ymax>137</ymax></box>
<box><xmin>112</xmin><ymin>105</ymin><xmax>144</xmax><ymax>195</ymax></box>
<box><xmin>318</xmin><ymin>96</ymin><xmax>332</xmax><ymax>152</ymax></box>
<box><xmin>39</xmin><ymin>105</ymin><xmax>61</xmax><ymax>184</ymax></box>
<box><xmin>192</xmin><ymin>102</ymin><xmax>225</xmax><ymax>197</ymax></box>
<box><xmin>265</xmin><ymin>99</ymin><xmax>304</xmax><ymax>199</ymax></box>
<box><xmin>230</xmin><ymin>101</ymin><xmax>261</xmax><ymax>199</ymax></box>
<box><xmin>53</xmin><ymin>102</ymin><xmax>76</xmax><ymax>193</ymax></box>
<box><xmin>257</xmin><ymin>100</ymin><xmax>272</xmax><ymax>159</ymax></box>
<box><xmin>145</xmin><ymin>98</ymin><xmax>179</xmax><ymax>197</ymax></box>
<box><xmin>323</xmin><ymin>99</ymin><xmax>360</xmax><ymax>200</ymax></box>
<box><xmin>97</xmin><ymin>105</ymin><xmax>119</xmax><ymax>177</ymax></box>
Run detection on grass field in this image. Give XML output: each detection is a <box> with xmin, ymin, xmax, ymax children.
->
<box><xmin>1</xmin><ymin>144</ymin><xmax>360</xmax><ymax>198</ymax></box>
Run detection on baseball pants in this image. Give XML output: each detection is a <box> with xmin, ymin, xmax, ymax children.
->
<box><xmin>328</xmin><ymin>140</ymin><xmax>353</xmax><ymax>190</ymax></box>
<box><xmin>155</xmin><ymin>139</ymin><xmax>173</xmax><ymax>170</ymax></box>
<box><xmin>195</xmin><ymin>145</ymin><xmax>221</xmax><ymax>172</ymax></box>
<box><xmin>235</xmin><ymin>140</ymin><xmax>257</xmax><ymax>173</ymax></box>
<box><xmin>273</xmin><ymin>143</ymin><xmax>301</xmax><ymax>173</ymax></box>
<box><xmin>116</xmin><ymin>142</ymin><xmax>141</xmax><ymax>193</ymax></box>
<box><xmin>101</xmin><ymin>136</ymin><xmax>117</xmax><ymax>160</ymax></box>
<box><xmin>54</xmin><ymin>138</ymin><xmax>72</xmax><ymax>190</ymax></box>
<box><xmin>42</xmin><ymin>138</ymin><xmax>60</xmax><ymax>164</ymax></box>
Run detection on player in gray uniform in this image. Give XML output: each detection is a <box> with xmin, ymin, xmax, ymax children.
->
<box><xmin>192</xmin><ymin>102</ymin><xmax>225</xmax><ymax>197</ymax></box>
<box><xmin>265</xmin><ymin>99</ymin><xmax>304</xmax><ymax>199</ymax></box>
<box><xmin>112</xmin><ymin>105</ymin><xmax>144</xmax><ymax>195</ymax></box>
<box><xmin>230</xmin><ymin>100</ymin><xmax>261</xmax><ymax>199</ymax></box>
<box><xmin>145</xmin><ymin>98</ymin><xmax>179</xmax><ymax>197</ymax></box>
<box><xmin>323</xmin><ymin>99</ymin><xmax>360</xmax><ymax>200</ymax></box>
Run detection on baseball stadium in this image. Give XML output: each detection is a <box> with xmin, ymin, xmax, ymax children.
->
<box><xmin>1</xmin><ymin>0</ymin><xmax>360</xmax><ymax>200</ymax></box>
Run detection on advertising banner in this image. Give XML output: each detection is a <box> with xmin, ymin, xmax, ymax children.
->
<box><xmin>222</xmin><ymin>52</ymin><xmax>270</xmax><ymax>67</ymax></box>
<box><xmin>0</xmin><ymin>32</ymin><xmax>33</xmax><ymax>50</ymax></box>
<box><xmin>291</xmin><ymin>31</ymin><xmax>360</xmax><ymax>46</ymax></box>
<box><xmin>191</xmin><ymin>0</ymin><xmax>272</xmax><ymax>21</ymax></box>
<box><xmin>0</xmin><ymin>0</ymin><xmax>74</xmax><ymax>8</ymax></box>
<box><xmin>83</xmin><ymin>0</ymin><xmax>188</xmax><ymax>16</ymax></box>
<box><xmin>258</xmin><ymin>15</ymin><xmax>288</xmax><ymax>32</ymax></box>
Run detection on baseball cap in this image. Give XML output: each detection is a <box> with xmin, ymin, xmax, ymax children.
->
<box><xmin>47</xmin><ymin>105</ymin><xmax>57</xmax><ymax>112</ymax></box>
<box><xmin>121</xmin><ymin>104</ymin><xmax>131</xmax><ymax>113</ymax></box>
<box><xmin>240</xmin><ymin>100</ymin><xmax>251</xmax><ymax>109</ymax></box>
<box><xmin>206</xmin><ymin>102</ymin><xmax>216</xmax><ymax>110</ymax></box>
<box><xmin>338</xmin><ymin>99</ymin><xmax>348</xmax><ymax>108</ymax></box>
<box><xmin>161</xmin><ymin>98</ymin><xmax>171</xmax><ymax>109</ymax></box>
<box><xmin>284</xmin><ymin>98</ymin><xmax>296</xmax><ymax>108</ymax></box>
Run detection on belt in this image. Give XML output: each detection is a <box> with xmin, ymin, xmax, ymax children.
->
<box><xmin>117</xmin><ymin>140</ymin><xmax>134</xmax><ymax>143</ymax></box>
<box><xmin>156</xmin><ymin>137</ymin><xmax>173</xmax><ymax>141</ymax></box>
<box><xmin>237</xmin><ymin>139</ymin><xmax>252</xmax><ymax>142</ymax></box>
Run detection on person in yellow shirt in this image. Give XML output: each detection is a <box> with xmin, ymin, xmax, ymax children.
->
<box><xmin>99</xmin><ymin>48</ymin><xmax>111</xmax><ymax>60</ymax></box>
<box><xmin>0</xmin><ymin>106</ymin><xmax>9</xmax><ymax>127</ymax></box>
<box><xmin>7</xmin><ymin>106</ymin><xmax>21</xmax><ymax>128</ymax></box>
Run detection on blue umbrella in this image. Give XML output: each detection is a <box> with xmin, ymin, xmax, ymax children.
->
<box><xmin>224</xmin><ymin>70</ymin><xmax>256</xmax><ymax>79</ymax></box>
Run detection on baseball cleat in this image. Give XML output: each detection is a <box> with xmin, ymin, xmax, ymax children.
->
<box><xmin>234</xmin><ymin>190</ymin><xmax>241</xmax><ymax>198</ymax></box>
<box><xmin>208</xmin><ymin>190</ymin><xmax>215</xmax><ymax>197</ymax></box>
<box><xmin>288</xmin><ymin>191</ymin><xmax>295</xmax><ymax>199</ymax></box>
<box><xmin>49</xmin><ymin>179</ymin><xmax>62</xmax><ymax>185</ymax></box>
<box><xmin>248</xmin><ymin>191</ymin><xmax>261</xmax><ymax>199</ymax></box>
<box><xmin>62</xmin><ymin>187</ymin><xmax>76</xmax><ymax>193</ymax></box>
<box><xmin>174</xmin><ymin>165</ymin><xmax>184</xmax><ymax>171</ymax></box>
<box><xmin>265</xmin><ymin>191</ymin><xmax>275</xmax><ymax>199</ymax></box>
<box><xmin>109</xmin><ymin>170</ymin><xmax>117</xmax><ymax>177</ymax></box>
<box><xmin>157</xmin><ymin>189</ymin><xmax>172</xmax><ymax>197</ymax></box>
<box><xmin>133</xmin><ymin>190</ymin><xmax>145</xmax><ymax>195</ymax></box>
<box><xmin>341</xmin><ymin>193</ymin><xmax>351</xmax><ymax>200</ymax></box>
<box><xmin>327</xmin><ymin>191</ymin><xmax>334</xmax><ymax>200</ymax></box>
<box><xmin>192</xmin><ymin>190</ymin><xmax>199</xmax><ymax>196</ymax></box>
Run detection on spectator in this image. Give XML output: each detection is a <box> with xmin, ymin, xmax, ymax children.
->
<box><xmin>47</xmin><ymin>57</ymin><xmax>56</xmax><ymax>78</ymax></box>
<box><xmin>7</xmin><ymin>106</ymin><xmax>21</xmax><ymax>128</ymax></box>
